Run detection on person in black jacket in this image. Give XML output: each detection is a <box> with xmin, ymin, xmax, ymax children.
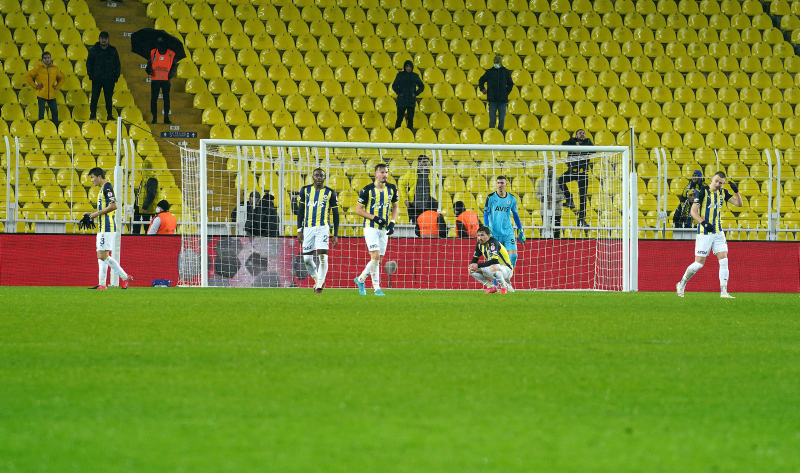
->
<box><xmin>392</xmin><ymin>60</ymin><xmax>424</xmax><ymax>131</ymax></box>
<box><xmin>86</xmin><ymin>31</ymin><xmax>121</xmax><ymax>121</ymax></box>
<box><xmin>233</xmin><ymin>191</ymin><xmax>280</xmax><ymax>237</ymax></box>
<box><xmin>559</xmin><ymin>129</ymin><xmax>594</xmax><ymax>227</ymax></box>
<box><xmin>478</xmin><ymin>55</ymin><xmax>514</xmax><ymax>133</ymax></box>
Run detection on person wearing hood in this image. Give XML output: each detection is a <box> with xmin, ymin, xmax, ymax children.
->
<box><xmin>147</xmin><ymin>200</ymin><xmax>177</xmax><ymax>235</ymax></box>
<box><xmin>478</xmin><ymin>55</ymin><xmax>514</xmax><ymax>133</ymax></box>
<box><xmin>86</xmin><ymin>31</ymin><xmax>121</xmax><ymax>121</ymax></box>
<box><xmin>673</xmin><ymin>170</ymin><xmax>706</xmax><ymax>229</ymax></box>
<box><xmin>249</xmin><ymin>192</ymin><xmax>279</xmax><ymax>237</ymax></box>
<box><xmin>133</xmin><ymin>160</ymin><xmax>159</xmax><ymax>234</ymax></box>
<box><xmin>145</xmin><ymin>36</ymin><xmax>177</xmax><ymax>124</ymax></box>
<box><xmin>391</xmin><ymin>60</ymin><xmax>424</xmax><ymax>131</ymax></box>
<box><xmin>24</xmin><ymin>51</ymin><xmax>65</xmax><ymax>125</ymax></box>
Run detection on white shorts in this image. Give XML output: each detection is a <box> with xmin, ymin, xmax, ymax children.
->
<box><xmin>96</xmin><ymin>232</ymin><xmax>115</xmax><ymax>252</ymax></box>
<box><xmin>478</xmin><ymin>265</ymin><xmax>513</xmax><ymax>281</ymax></box>
<box><xmin>301</xmin><ymin>225</ymin><xmax>330</xmax><ymax>253</ymax></box>
<box><xmin>695</xmin><ymin>232</ymin><xmax>728</xmax><ymax>257</ymax></box>
<box><xmin>364</xmin><ymin>226</ymin><xmax>388</xmax><ymax>255</ymax></box>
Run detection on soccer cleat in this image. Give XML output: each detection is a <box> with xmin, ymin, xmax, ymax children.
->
<box><xmin>484</xmin><ymin>286</ymin><xmax>498</xmax><ymax>294</ymax></box>
<box><xmin>499</xmin><ymin>287</ymin><xmax>508</xmax><ymax>294</ymax></box>
<box><xmin>374</xmin><ymin>289</ymin><xmax>386</xmax><ymax>296</ymax></box>
<box><xmin>502</xmin><ymin>282</ymin><xmax>515</xmax><ymax>293</ymax></box>
<box><xmin>314</xmin><ymin>287</ymin><xmax>323</xmax><ymax>294</ymax></box>
<box><xmin>676</xmin><ymin>281</ymin><xmax>685</xmax><ymax>297</ymax></box>
<box><xmin>354</xmin><ymin>277</ymin><xmax>366</xmax><ymax>296</ymax></box>
<box><xmin>720</xmin><ymin>291</ymin><xmax>735</xmax><ymax>298</ymax></box>
<box><xmin>120</xmin><ymin>275</ymin><xmax>133</xmax><ymax>289</ymax></box>
<box><xmin>90</xmin><ymin>285</ymin><xmax>107</xmax><ymax>290</ymax></box>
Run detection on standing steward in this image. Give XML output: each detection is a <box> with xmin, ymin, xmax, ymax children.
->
<box><xmin>146</xmin><ymin>36</ymin><xmax>177</xmax><ymax>124</ymax></box>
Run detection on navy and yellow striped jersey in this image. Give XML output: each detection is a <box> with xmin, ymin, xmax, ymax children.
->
<box><xmin>96</xmin><ymin>182</ymin><xmax>117</xmax><ymax>233</ymax></box>
<box><xmin>473</xmin><ymin>237</ymin><xmax>514</xmax><ymax>270</ymax></box>
<box><xmin>693</xmin><ymin>187</ymin><xmax>733</xmax><ymax>235</ymax></box>
<box><xmin>357</xmin><ymin>183</ymin><xmax>398</xmax><ymax>229</ymax></box>
<box><xmin>298</xmin><ymin>185</ymin><xmax>338</xmax><ymax>228</ymax></box>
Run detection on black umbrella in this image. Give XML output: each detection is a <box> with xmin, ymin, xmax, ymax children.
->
<box><xmin>130</xmin><ymin>28</ymin><xmax>186</xmax><ymax>63</ymax></box>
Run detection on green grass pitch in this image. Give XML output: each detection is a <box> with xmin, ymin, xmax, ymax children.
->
<box><xmin>1</xmin><ymin>288</ymin><xmax>799</xmax><ymax>472</ymax></box>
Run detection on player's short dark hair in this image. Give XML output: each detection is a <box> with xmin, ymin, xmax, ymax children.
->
<box><xmin>374</xmin><ymin>163</ymin><xmax>388</xmax><ymax>172</ymax></box>
<box><xmin>88</xmin><ymin>167</ymin><xmax>105</xmax><ymax>178</ymax></box>
<box><xmin>312</xmin><ymin>167</ymin><xmax>325</xmax><ymax>176</ymax></box>
<box><xmin>496</xmin><ymin>175</ymin><xmax>507</xmax><ymax>182</ymax></box>
<box><xmin>476</xmin><ymin>225</ymin><xmax>491</xmax><ymax>235</ymax></box>
<box><xmin>715</xmin><ymin>171</ymin><xmax>726</xmax><ymax>179</ymax></box>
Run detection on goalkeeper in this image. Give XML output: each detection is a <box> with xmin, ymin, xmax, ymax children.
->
<box><xmin>483</xmin><ymin>176</ymin><xmax>524</xmax><ymax>269</ymax></box>
<box><xmin>468</xmin><ymin>225</ymin><xmax>514</xmax><ymax>294</ymax></box>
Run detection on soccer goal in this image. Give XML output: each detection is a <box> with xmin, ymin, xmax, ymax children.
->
<box><xmin>179</xmin><ymin>141</ymin><xmax>637</xmax><ymax>291</ymax></box>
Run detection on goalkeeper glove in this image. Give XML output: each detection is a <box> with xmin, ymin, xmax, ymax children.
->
<box><xmin>78</xmin><ymin>214</ymin><xmax>96</xmax><ymax>230</ymax></box>
<box><xmin>517</xmin><ymin>228</ymin><xmax>526</xmax><ymax>244</ymax></box>
<box><xmin>700</xmin><ymin>220</ymin><xmax>715</xmax><ymax>233</ymax></box>
<box><xmin>373</xmin><ymin>216</ymin><xmax>387</xmax><ymax>227</ymax></box>
<box><xmin>729</xmin><ymin>181</ymin><xmax>739</xmax><ymax>193</ymax></box>
<box><xmin>386</xmin><ymin>221</ymin><xmax>395</xmax><ymax>236</ymax></box>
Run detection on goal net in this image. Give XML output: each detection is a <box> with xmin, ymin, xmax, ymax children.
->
<box><xmin>179</xmin><ymin>141</ymin><xmax>635</xmax><ymax>291</ymax></box>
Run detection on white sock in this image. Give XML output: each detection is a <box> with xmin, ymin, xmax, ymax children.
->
<box><xmin>370</xmin><ymin>259</ymin><xmax>381</xmax><ymax>289</ymax></box>
<box><xmin>303</xmin><ymin>255</ymin><xmax>317</xmax><ymax>279</ymax></box>
<box><xmin>681</xmin><ymin>262</ymin><xmax>704</xmax><ymax>284</ymax></box>
<box><xmin>719</xmin><ymin>258</ymin><xmax>729</xmax><ymax>290</ymax></box>
<box><xmin>105</xmin><ymin>256</ymin><xmax>128</xmax><ymax>280</ymax></box>
<box><xmin>471</xmin><ymin>271</ymin><xmax>492</xmax><ymax>287</ymax></box>
<box><xmin>493</xmin><ymin>270</ymin><xmax>507</xmax><ymax>286</ymax></box>
<box><xmin>317</xmin><ymin>253</ymin><xmax>328</xmax><ymax>284</ymax></box>
<box><xmin>98</xmin><ymin>259</ymin><xmax>108</xmax><ymax>285</ymax></box>
<box><xmin>358</xmin><ymin>260</ymin><xmax>373</xmax><ymax>283</ymax></box>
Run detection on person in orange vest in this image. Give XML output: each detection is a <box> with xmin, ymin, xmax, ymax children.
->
<box><xmin>24</xmin><ymin>51</ymin><xmax>65</xmax><ymax>125</ymax></box>
<box><xmin>147</xmin><ymin>200</ymin><xmax>177</xmax><ymax>234</ymax></box>
<box><xmin>454</xmin><ymin>201</ymin><xmax>479</xmax><ymax>238</ymax></box>
<box><xmin>415</xmin><ymin>209</ymin><xmax>447</xmax><ymax>238</ymax></box>
<box><xmin>145</xmin><ymin>37</ymin><xmax>177</xmax><ymax>124</ymax></box>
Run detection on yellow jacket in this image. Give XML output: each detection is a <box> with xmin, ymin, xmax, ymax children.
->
<box><xmin>24</xmin><ymin>62</ymin><xmax>65</xmax><ymax>100</ymax></box>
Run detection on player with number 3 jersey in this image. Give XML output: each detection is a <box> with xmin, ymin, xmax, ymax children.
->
<box><xmin>85</xmin><ymin>167</ymin><xmax>132</xmax><ymax>290</ymax></box>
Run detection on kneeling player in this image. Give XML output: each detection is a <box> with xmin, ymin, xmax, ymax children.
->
<box><xmin>468</xmin><ymin>225</ymin><xmax>514</xmax><ymax>294</ymax></box>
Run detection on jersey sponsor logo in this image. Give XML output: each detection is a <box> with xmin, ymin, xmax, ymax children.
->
<box><xmin>494</xmin><ymin>206</ymin><xmax>510</xmax><ymax>212</ymax></box>
<box><xmin>307</xmin><ymin>197</ymin><xmax>328</xmax><ymax>208</ymax></box>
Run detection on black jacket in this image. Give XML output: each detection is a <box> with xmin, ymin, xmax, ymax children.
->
<box><xmin>232</xmin><ymin>197</ymin><xmax>280</xmax><ymax>237</ymax></box>
<box><xmin>478</xmin><ymin>66</ymin><xmax>514</xmax><ymax>103</ymax></box>
<box><xmin>392</xmin><ymin>61</ymin><xmax>424</xmax><ymax>108</ymax></box>
<box><xmin>561</xmin><ymin>137</ymin><xmax>594</xmax><ymax>171</ymax></box>
<box><xmin>86</xmin><ymin>43</ymin><xmax>121</xmax><ymax>83</ymax></box>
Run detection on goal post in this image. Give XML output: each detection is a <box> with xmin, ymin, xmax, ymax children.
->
<box><xmin>180</xmin><ymin>140</ymin><xmax>636</xmax><ymax>291</ymax></box>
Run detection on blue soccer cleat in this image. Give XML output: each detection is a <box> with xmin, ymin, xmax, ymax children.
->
<box><xmin>354</xmin><ymin>277</ymin><xmax>366</xmax><ymax>296</ymax></box>
<box><xmin>374</xmin><ymin>289</ymin><xmax>386</xmax><ymax>296</ymax></box>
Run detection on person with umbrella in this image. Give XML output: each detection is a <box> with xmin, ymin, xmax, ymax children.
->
<box><xmin>145</xmin><ymin>36</ymin><xmax>178</xmax><ymax>124</ymax></box>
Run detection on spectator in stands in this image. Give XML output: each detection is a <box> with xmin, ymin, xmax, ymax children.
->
<box><xmin>146</xmin><ymin>36</ymin><xmax>177</xmax><ymax>124</ymax></box>
<box><xmin>673</xmin><ymin>170</ymin><xmax>705</xmax><ymax>229</ymax></box>
<box><xmin>248</xmin><ymin>192</ymin><xmax>279</xmax><ymax>237</ymax></box>
<box><xmin>415</xmin><ymin>209</ymin><xmax>448</xmax><ymax>238</ymax></box>
<box><xmin>86</xmin><ymin>31</ymin><xmax>121</xmax><ymax>122</ymax></box>
<box><xmin>234</xmin><ymin>191</ymin><xmax>280</xmax><ymax>238</ymax></box>
<box><xmin>454</xmin><ymin>200</ymin><xmax>479</xmax><ymax>238</ymax></box>
<box><xmin>478</xmin><ymin>55</ymin><xmax>514</xmax><ymax>134</ymax></box>
<box><xmin>133</xmin><ymin>160</ymin><xmax>158</xmax><ymax>234</ymax></box>
<box><xmin>24</xmin><ymin>51</ymin><xmax>65</xmax><ymax>125</ymax></box>
<box><xmin>392</xmin><ymin>60</ymin><xmax>424</xmax><ymax>132</ymax></box>
<box><xmin>403</xmin><ymin>155</ymin><xmax>439</xmax><ymax>223</ymax></box>
<box><xmin>147</xmin><ymin>200</ymin><xmax>177</xmax><ymax>234</ymax></box>
<box><xmin>559</xmin><ymin>129</ymin><xmax>594</xmax><ymax>228</ymax></box>
<box><xmin>536</xmin><ymin>166</ymin><xmax>567</xmax><ymax>238</ymax></box>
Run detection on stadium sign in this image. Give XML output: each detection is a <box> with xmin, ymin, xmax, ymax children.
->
<box><xmin>161</xmin><ymin>132</ymin><xmax>197</xmax><ymax>138</ymax></box>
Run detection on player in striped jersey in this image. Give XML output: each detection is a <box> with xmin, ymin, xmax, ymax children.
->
<box><xmin>297</xmin><ymin>168</ymin><xmax>340</xmax><ymax>294</ymax></box>
<box><xmin>677</xmin><ymin>171</ymin><xmax>743</xmax><ymax>298</ymax></box>
<box><xmin>469</xmin><ymin>225</ymin><xmax>514</xmax><ymax>294</ymax></box>
<box><xmin>353</xmin><ymin>163</ymin><xmax>399</xmax><ymax>296</ymax></box>
<box><xmin>85</xmin><ymin>167</ymin><xmax>132</xmax><ymax>290</ymax></box>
